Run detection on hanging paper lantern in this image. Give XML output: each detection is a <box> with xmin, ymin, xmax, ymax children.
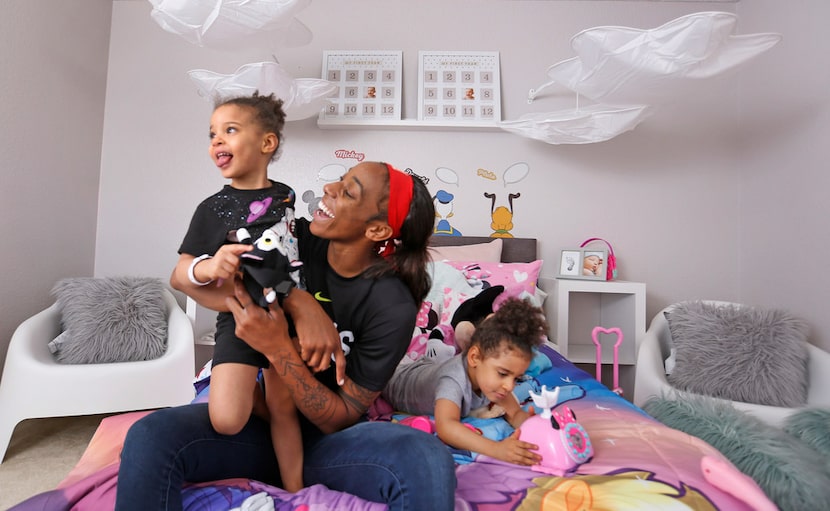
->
<box><xmin>507</xmin><ymin>11</ymin><xmax>780</xmax><ymax>144</ymax></box>
<box><xmin>189</xmin><ymin>61</ymin><xmax>337</xmax><ymax>121</ymax></box>
<box><xmin>539</xmin><ymin>11</ymin><xmax>781</xmax><ymax>105</ymax></box>
<box><xmin>499</xmin><ymin>104</ymin><xmax>651</xmax><ymax>145</ymax></box>
<box><xmin>148</xmin><ymin>0</ymin><xmax>313</xmax><ymax>50</ymax></box>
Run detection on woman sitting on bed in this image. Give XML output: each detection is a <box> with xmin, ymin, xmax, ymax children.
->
<box><xmin>114</xmin><ymin>161</ymin><xmax>456</xmax><ymax>511</ymax></box>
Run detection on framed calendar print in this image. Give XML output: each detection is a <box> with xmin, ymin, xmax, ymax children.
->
<box><xmin>417</xmin><ymin>51</ymin><xmax>501</xmax><ymax>125</ymax></box>
<box><xmin>319</xmin><ymin>50</ymin><xmax>403</xmax><ymax>124</ymax></box>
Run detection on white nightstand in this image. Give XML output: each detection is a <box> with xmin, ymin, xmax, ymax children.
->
<box><xmin>541</xmin><ymin>278</ymin><xmax>646</xmax><ymax>397</ymax></box>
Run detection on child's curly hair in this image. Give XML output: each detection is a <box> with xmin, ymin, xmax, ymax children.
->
<box><xmin>471</xmin><ymin>297</ymin><xmax>548</xmax><ymax>359</ymax></box>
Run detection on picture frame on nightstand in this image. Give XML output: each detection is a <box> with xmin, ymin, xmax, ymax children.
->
<box><xmin>558</xmin><ymin>248</ymin><xmax>608</xmax><ymax>281</ymax></box>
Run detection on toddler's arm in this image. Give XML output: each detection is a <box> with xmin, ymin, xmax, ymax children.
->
<box><xmin>434</xmin><ymin>398</ymin><xmax>540</xmax><ymax>466</ymax></box>
<box><xmin>170</xmin><ymin>244</ymin><xmax>252</xmax><ymax>311</ymax></box>
<box><xmin>498</xmin><ymin>392</ymin><xmax>533</xmax><ymax>430</ymax></box>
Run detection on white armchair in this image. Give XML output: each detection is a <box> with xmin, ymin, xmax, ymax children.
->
<box><xmin>0</xmin><ymin>288</ymin><xmax>195</xmax><ymax>464</ymax></box>
<box><xmin>634</xmin><ymin>301</ymin><xmax>830</xmax><ymax>428</ymax></box>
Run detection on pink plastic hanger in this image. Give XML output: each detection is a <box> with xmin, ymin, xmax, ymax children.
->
<box><xmin>591</xmin><ymin>326</ymin><xmax>624</xmax><ymax>395</ymax></box>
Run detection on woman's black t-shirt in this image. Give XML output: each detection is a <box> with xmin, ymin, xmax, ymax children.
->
<box><xmin>295</xmin><ymin>218</ymin><xmax>417</xmax><ymax>394</ymax></box>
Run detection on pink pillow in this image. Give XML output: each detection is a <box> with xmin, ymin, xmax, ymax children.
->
<box><xmin>407</xmin><ymin>260</ymin><xmax>545</xmax><ymax>365</ymax></box>
<box><xmin>446</xmin><ymin>260</ymin><xmax>544</xmax><ymax>302</ymax></box>
<box><xmin>428</xmin><ymin>238</ymin><xmax>503</xmax><ymax>263</ymax></box>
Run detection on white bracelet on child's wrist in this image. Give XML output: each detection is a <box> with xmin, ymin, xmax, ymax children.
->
<box><xmin>187</xmin><ymin>254</ymin><xmax>214</xmax><ymax>286</ymax></box>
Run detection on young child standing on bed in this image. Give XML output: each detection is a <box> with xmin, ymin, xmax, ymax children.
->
<box><xmin>382</xmin><ymin>297</ymin><xmax>548</xmax><ymax>466</ymax></box>
<box><xmin>170</xmin><ymin>92</ymin><xmax>307</xmax><ymax>492</ymax></box>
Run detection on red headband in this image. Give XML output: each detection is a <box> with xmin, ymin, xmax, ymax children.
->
<box><xmin>385</xmin><ymin>163</ymin><xmax>414</xmax><ymax>240</ymax></box>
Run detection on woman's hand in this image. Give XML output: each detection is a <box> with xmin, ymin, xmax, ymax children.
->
<box><xmin>228</xmin><ymin>277</ymin><xmax>369</xmax><ymax>433</ymax></box>
<box><xmin>282</xmin><ymin>289</ymin><xmax>347</xmax><ymax>385</ymax></box>
<box><xmin>226</xmin><ymin>277</ymin><xmax>293</xmax><ymax>356</ymax></box>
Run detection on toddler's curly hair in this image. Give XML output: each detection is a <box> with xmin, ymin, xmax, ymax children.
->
<box><xmin>472</xmin><ymin>297</ymin><xmax>548</xmax><ymax>359</ymax></box>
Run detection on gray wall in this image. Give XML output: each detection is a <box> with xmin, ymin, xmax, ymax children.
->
<box><xmin>2</xmin><ymin>0</ymin><xmax>829</xmax><ymax>381</ymax></box>
<box><xmin>0</xmin><ymin>1</ymin><xmax>112</xmax><ymax>375</ymax></box>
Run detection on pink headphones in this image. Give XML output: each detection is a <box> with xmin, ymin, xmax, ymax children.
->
<box><xmin>580</xmin><ymin>238</ymin><xmax>617</xmax><ymax>280</ymax></box>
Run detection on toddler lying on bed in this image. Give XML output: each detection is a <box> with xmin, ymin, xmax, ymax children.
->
<box><xmin>382</xmin><ymin>297</ymin><xmax>548</xmax><ymax>466</ymax></box>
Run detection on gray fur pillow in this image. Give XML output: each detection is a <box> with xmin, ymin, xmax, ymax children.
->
<box><xmin>49</xmin><ymin>276</ymin><xmax>168</xmax><ymax>364</ymax></box>
<box><xmin>665</xmin><ymin>301</ymin><xmax>809</xmax><ymax>408</ymax></box>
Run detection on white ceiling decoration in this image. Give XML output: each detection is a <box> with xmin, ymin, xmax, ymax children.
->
<box><xmin>499</xmin><ymin>104</ymin><xmax>651</xmax><ymax>145</ymax></box>
<box><xmin>501</xmin><ymin>11</ymin><xmax>780</xmax><ymax>145</ymax></box>
<box><xmin>188</xmin><ymin>61</ymin><xmax>337</xmax><ymax>122</ymax></box>
<box><xmin>148</xmin><ymin>0</ymin><xmax>312</xmax><ymax>50</ymax></box>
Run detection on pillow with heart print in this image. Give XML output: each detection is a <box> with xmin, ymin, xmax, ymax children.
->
<box><xmin>446</xmin><ymin>260</ymin><xmax>544</xmax><ymax>304</ymax></box>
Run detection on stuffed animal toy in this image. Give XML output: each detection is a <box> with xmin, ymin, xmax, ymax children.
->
<box><xmin>403</xmin><ymin>286</ymin><xmax>506</xmax><ymax>363</ymax></box>
<box><xmin>450</xmin><ymin>285</ymin><xmax>505</xmax><ymax>351</ymax></box>
<box><xmin>514</xmin><ymin>379</ymin><xmax>586</xmax><ymax>413</ymax></box>
<box><xmin>233</xmin><ymin>212</ymin><xmax>302</xmax><ymax>308</ymax></box>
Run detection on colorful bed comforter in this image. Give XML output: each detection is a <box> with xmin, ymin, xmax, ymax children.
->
<box><xmin>10</xmin><ymin>345</ymin><xmax>774</xmax><ymax>511</ymax></box>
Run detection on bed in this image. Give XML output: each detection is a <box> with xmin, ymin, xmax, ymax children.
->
<box><xmin>10</xmin><ymin>236</ymin><xmax>776</xmax><ymax>511</ymax></box>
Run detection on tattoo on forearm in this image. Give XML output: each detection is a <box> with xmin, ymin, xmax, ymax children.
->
<box><xmin>269</xmin><ymin>348</ymin><xmax>376</xmax><ymax>427</ymax></box>
<box><xmin>272</xmin><ymin>354</ymin><xmax>326</xmax><ymax>413</ymax></box>
<box><xmin>339</xmin><ymin>383</ymin><xmax>368</xmax><ymax>414</ymax></box>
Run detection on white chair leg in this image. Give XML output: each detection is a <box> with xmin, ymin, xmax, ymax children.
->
<box><xmin>0</xmin><ymin>413</ymin><xmax>21</xmax><ymax>464</ymax></box>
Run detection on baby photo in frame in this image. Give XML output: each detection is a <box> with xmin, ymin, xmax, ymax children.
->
<box><xmin>558</xmin><ymin>248</ymin><xmax>608</xmax><ymax>280</ymax></box>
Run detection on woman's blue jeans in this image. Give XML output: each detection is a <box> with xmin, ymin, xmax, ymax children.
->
<box><xmin>114</xmin><ymin>403</ymin><xmax>456</xmax><ymax>511</ymax></box>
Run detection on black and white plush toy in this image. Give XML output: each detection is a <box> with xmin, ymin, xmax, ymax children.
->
<box><xmin>233</xmin><ymin>211</ymin><xmax>302</xmax><ymax>308</ymax></box>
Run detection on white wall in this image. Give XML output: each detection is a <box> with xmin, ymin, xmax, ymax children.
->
<box><xmin>3</xmin><ymin>0</ymin><xmax>829</xmax><ymax>381</ymax></box>
<box><xmin>95</xmin><ymin>1</ymin><xmax>747</xmax><ymax>322</ymax></box>
<box><xmin>0</xmin><ymin>1</ymin><xmax>112</xmax><ymax>375</ymax></box>
<box><xmin>736</xmin><ymin>1</ymin><xmax>830</xmax><ymax>351</ymax></box>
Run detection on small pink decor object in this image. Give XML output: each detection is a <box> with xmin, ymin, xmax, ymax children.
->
<box><xmin>518</xmin><ymin>386</ymin><xmax>593</xmax><ymax>475</ymax></box>
<box><xmin>592</xmin><ymin>326</ymin><xmax>624</xmax><ymax>395</ymax></box>
<box><xmin>580</xmin><ymin>237</ymin><xmax>617</xmax><ymax>280</ymax></box>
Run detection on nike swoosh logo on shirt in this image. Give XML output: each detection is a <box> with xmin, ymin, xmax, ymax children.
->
<box><xmin>314</xmin><ymin>291</ymin><xmax>332</xmax><ymax>302</ymax></box>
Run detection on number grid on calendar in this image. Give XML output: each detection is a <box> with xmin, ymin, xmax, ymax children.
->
<box><xmin>417</xmin><ymin>51</ymin><xmax>501</xmax><ymax>125</ymax></box>
<box><xmin>320</xmin><ymin>50</ymin><xmax>403</xmax><ymax>123</ymax></box>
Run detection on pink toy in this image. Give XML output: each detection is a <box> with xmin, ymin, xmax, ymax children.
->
<box><xmin>701</xmin><ymin>456</ymin><xmax>777</xmax><ymax>511</ymax></box>
<box><xmin>398</xmin><ymin>415</ymin><xmax>480</xmax><ymax>435</ymax></box>
<box><xmin>518</xmin><ymin>386</ymin><xmax>593</xmax><ymax>476</ymax></box>
<box><xmin>591</xmin><ymin>326</ymin><xmax>624</xmax><ymax>395</ymax></box>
